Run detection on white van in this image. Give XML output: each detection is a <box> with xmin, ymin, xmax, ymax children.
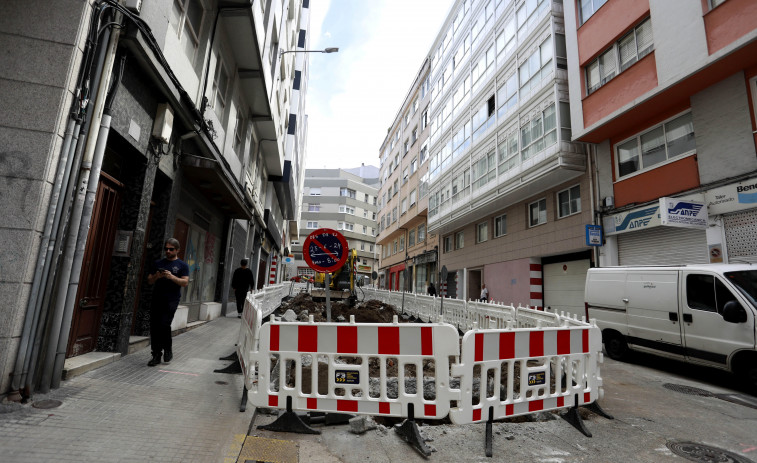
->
<box><xmin>584</xmin><ymin>264</ymin><xmax>757</xmax><ymax>391</ymax></box>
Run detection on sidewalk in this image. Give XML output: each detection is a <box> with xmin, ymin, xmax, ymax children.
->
<box><xmin>0</xmin><ymin>312</ymin><xmax>252</xmax><ymax>463</ymax></box>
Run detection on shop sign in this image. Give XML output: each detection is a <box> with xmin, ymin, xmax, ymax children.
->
<box><xmin>357</xmin><ymin>265</ymin><xmax>372</xmax><ymax>272</ymax></box>
<box><xmin>603</xmin><ymin>205</ymin><xmax>660</xmax><ymax>236</ymax></box>
<box><xmin>705</xmin><ymin>177</ymin><xmax>757</xmax><ymax>215</ymax></box>
<box><xmin>659</xmin><ymin>197</ymin><xmax>707</xmax><ymax>229</ymax></box>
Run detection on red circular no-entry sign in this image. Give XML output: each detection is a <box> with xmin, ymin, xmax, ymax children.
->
<box><xmin>303</xmin><ymin>228</ymin><xmax>349</xmax><ymax>273</ymax></box>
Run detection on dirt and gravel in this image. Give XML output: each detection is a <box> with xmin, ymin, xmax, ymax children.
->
<box><xmin>276</xmin><ymin>293</ymin><xmax>407</xmax><ymax>324</ymax></box>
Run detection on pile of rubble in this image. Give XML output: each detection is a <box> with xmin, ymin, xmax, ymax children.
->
<box><xmin>275</xmin><ymin>293</ymin><xmax>405</xmax><ymax>323</ymax></box>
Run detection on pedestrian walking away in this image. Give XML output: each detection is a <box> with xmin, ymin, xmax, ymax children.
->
<box><xmin>146</xmin><ymin>238</ymin><xmax>189</xmax><ymax>366</ymax></box>
<box><xmin>427</xmin><ymin>282</ymin><xmax>436</xmax><ymax>296</ymax></box>
<box><xmin>231</xmin><ymin>258</ymin><xmax>254</xmax><ymax>318</ymax></box>
<box><xmin>480</xmin><ymin>283</ymin><xmax>489</xmax><ymax>302</ymax></box>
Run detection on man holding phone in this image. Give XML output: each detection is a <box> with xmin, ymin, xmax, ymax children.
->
<box><xmin>146</xmin><ymin>238</ymin><xmax>189</xmax><ymax>366</ymax></box>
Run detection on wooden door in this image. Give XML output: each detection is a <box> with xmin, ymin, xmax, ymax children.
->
<box><xmin>67</xmin><ymin>174</ymin><xmax>122</xmax><ymax>357</ymax></box>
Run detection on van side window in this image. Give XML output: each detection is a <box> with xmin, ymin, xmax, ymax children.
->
<box><xmin>686</xmin><ymin>274</ymin><xmax>737</xmax><ymax>314</ymax></box>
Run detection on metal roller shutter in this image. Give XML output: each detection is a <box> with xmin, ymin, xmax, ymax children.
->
<box><xmin>724</xmin><ymin>208</ymin><xmax>757</xmax><ymax>263</ymax></box>
<box><xmin>618</xmin><ymin>227</ymin><xmax>707</xmax><ymax>266</ymax></box>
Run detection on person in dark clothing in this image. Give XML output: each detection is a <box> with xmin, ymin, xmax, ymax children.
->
<box><xmin>427</xmin><ymin>282</ymin><xmax>436</xmax><ymax>297</ymax></box>
<box><xmin>231</xmin><ymin>258</ymin><xmax>254</xmax><ymax>318</ymax></box>
<box><xmin>146</xmin><ymin>238</ymin><xmax>189</xmax><ymax>367</ymax></box>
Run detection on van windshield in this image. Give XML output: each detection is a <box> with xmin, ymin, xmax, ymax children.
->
<box><xmin>725</xmin><ymin>271</ymin><xmax>757</xmax><ymax>306</ymax></box>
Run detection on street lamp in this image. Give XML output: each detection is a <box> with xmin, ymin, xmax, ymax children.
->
<box><xmin>280</xmin><ymin>47</ymin><xmax>339</xmax><ymax>55</ymax></box>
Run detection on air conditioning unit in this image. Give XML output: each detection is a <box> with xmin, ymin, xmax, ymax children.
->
<box><xmin>151</xmin><ymin>104</ymin><xmax>173</xmax><ymax>143</ymax></box>
<box><xmin>244</xmin><ymin>174</ymin><xmax>255</xmax><ymax>204</ymax></box>
<box><xmin>604</xmin><ymin>196</ymin><xmax>614</xmax><ymax>208</ymax></box>
<box><xmin>124</xmin><ymin>0</ymin><xmax>142</xmax><ymax>14</ymax></box>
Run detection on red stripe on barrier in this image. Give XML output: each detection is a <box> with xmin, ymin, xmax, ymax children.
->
<box><xmin>475</xmin><ymin>333</ymin><xmax>484</xmax><ymax>362</ymax></box>
<box><xmin>337</xmin><ymin>400</ymin><xmax>358</xmax><ymax>413</ymax></box>
<box><xmin>530</xmin><ymin>278</ymin><xmax>543</xmax><ymax>285</ymax></box>
<box><xmin>506</xmin><ymin>404</ymin><xmax>514</xmax><ymax>416</ymax></box>
<box><xmin>558</xmin><ymin>396</ymin><xmax>565</xmax><ymax>408</ymax></box>
<box><xmin>379</xmin><ymin>402</ymin><xmax>390</xmax><ymax>414</ymax></box>
<box><xmin>584</xmin><ymin>392</ymin><xmax>591</xmax><ymax>404</ymax></box>
<box><xmin>529</xmin><ymin>400</ymin><xmax>544</xmax><ymax>412</ymax></box>
<box><xmin>530</xmin><ymin>331</ymin><xmax>544</xmax><ymax>357</ymax></box>
<box><xmin>530</xmin><ymin>264</ymin><xmax>542</xmax><ymax>271</ymax></box>
<box><xmin>473</xmin><ymin>408</ymin><xmax>481</xmax><ymax>422</ymax></box>
<box><xmin>421</xmin><ymin>326</ymin><xmax>433</xmax><ymax>356</ymax></box>
<box><xmin>557</xmin><ymin>330</ymin><xmax>571</xmax><ymax>355</ymax></box>
<box><xmin>307</xmin><ymin>398</ymin><xmax>317</xmax><ymax>409</ymax></box>
<box><xmin>298</xmin><ymin>325</ymin><xmax>318</xmax><ymax>352</ymax></box>
<box><xmin>338</xmin><ymin>325</ymin><xmax>358</xmax><ymax>354</ymax></box>
<box><xmin>499</xmin><ymin>332</ymin><xmax>515</xmax><ymax>359</ymax></box>
<box><xmin>583</xmin><ymin>329</ymin><xmax>589</xmax><ymax>353</ymax></box>
<box><xmin>270</xmin><ymin>325</ymin><xmax>280</xmax><ymax>351</ymax></box>
<box><xmin>268</xmin><ymin>396</ymin><xmax>278</xmax><ymax>407</ymax></box>
<box><xmin>378</xmin><ymin>326</ymin><xmax>400</xmax><ymax>355</ymax></box>
<box><xmin>424</xmin><ymin>404</ymin><xmax>436</xmax><ymax>417</ymax></box>
<box><xmin>529</xmin><ymin>292</ymin><xmax>543</xmax><ymax>300</ymax></box>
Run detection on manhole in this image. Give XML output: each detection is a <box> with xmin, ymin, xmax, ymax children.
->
<box><xmin>32</xmin><ymin>399</ymin><xmax>62</xmax><ymax>409</ymax></box>
<box><xmin>666</xmin><ymin>441</ymin><xmax>754</xmax><ymax>463</ymax></box>
<box><xmin>663</xmin><ymin>383</ymin><xmax>714</xmax><ymax>397</ymax></box>
<box><xmin>215</xmin><ymin>381</ymin><xmax>228</xmax><ymax>385</ymax></box>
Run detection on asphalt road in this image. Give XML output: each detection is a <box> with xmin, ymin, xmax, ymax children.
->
<box><xmin>252</xmin><ymin>349</ymin><xmax>757</xmax><ymax>463</ymax></box>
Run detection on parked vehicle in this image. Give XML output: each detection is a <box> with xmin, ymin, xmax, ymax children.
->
<box><xmin>585</xmin><ymin>264</ymin><xmax>757</xmax><ymax>391</ymax></box>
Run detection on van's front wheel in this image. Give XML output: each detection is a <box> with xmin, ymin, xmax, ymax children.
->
<box><xmin>604</xmin><ymin>332</ymin><xmax>629</xmax><ymax>361</ymax></box>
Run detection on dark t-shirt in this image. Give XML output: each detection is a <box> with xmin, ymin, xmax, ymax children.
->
<box><xmin>232</xmin><ymin>267</ymin><xmax>254</xmax><ymax>292</ymax></box>
<box><xmin>150</xmin><ymin>258</ymin><xmax>189</xmax><ymax>303</ymax></box>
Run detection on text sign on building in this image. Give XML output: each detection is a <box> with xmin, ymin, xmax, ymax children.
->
<box><xmin>603</xmin><ymin>205</ymin><xmax>660</xmax><ymax>236</ymax></box>
<box><xmin>303</xmin><ymin>228</ymin><xmax>349</xmax><ymax>273</ymax></box>
<box><xmin>659</xmin><ymin>197</ymin><xmax>707</xmax><ymax>229</ymax></box>
<box><xmin>585</xmin><ymin>225</ymin><xmax>603</xmax><ymax>246</ymax></box>
<box><xmin>705</xmin><ymin>177</ymin><xmax>757</xmax><ymax>215</ymax></box>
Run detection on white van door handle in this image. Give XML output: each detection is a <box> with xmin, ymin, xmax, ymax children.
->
<box><xmin>622</xmin><ymin>298</ymin><xmax>629</xmax><ymax>303</ymax></box>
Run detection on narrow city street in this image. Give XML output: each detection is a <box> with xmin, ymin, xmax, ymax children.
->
<box><xmin>2</xmin><ymin>313</ymin><xmax>756</xmax><ymax>463</ymax></box>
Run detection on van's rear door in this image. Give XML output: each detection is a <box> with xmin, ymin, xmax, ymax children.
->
<box><xmin>625</xmin><ymin>271</ymin><xmax>684</xmax><ymax>356</ymax></box>
<box><xmin>680</xmin><ymin>270</ymin><xmax>755</xmax><ymax>367</ymax></box>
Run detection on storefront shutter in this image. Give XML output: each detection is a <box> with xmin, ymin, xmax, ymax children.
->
<box><xmin>724</xmin><ymin>208</ymin><xmax>757</xmax><ymax>263</ymax></box>
<box><xmin>618</xmin><ymin>227</ymin><xmax>707</xmax><ymax>266</ymax></box>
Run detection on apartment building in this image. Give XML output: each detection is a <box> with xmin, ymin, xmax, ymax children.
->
<box><xmin>0</xmin><ymin>0</ymin><xmax>310</xmax><ymax>398</ymax></box>
<box><xmin>376</xmin><ymin>59</ymin><xmax>441</xmax><ymax>293</ymax></box>
<box><xmin>563</xmin><ymin>0</ymin><xmax>757</xmax><ymax>265</ymax></box>
<box><xmin>293</xmin><ymin>168</ymin><xmax>380</xmax><ymax>283</ymax></box>
<box><xmin>412</xmin><ymin>0</ymin><xmax>591</xmax><ymax>312</ymax></box>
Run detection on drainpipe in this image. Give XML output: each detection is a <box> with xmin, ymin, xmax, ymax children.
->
<box><xmin>38</xmin><ymin>22</ymin><xmax>122</xmax><ymax>393</ymax></box>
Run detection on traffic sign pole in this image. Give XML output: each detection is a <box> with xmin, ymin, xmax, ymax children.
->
<box><xmin>325</xmin><ymin>273</ymin><xmax>331</xmax><ymax>322</ymax></box>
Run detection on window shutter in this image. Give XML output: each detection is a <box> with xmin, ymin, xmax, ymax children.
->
<box><xmin>635</xmin><ymin>19</ymin><xmax>654</xmax><ymax>56</ymax></box>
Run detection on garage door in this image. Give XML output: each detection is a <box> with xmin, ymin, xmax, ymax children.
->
<box><xmin>724</xmin><ymin>208</ymin><xmax>757</xmax><ymax>263</ymax></box>
<box><xmin>618</xmin><ymin>227</ymin><xmax>707</xmax><ymax>266</ymax></box>
<box><xmin>543</xmin><ymin>259</ymin><xmax>590</xmax><ymax>320</ymax></box>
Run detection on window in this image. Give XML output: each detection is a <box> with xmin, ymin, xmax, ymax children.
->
<box><xmin>410</xmin><ymin>157</ymin><xmax>417</xmax><ymax>175</ymax></box>
<box><xmin>409</xmin><ymin>189</ymin><xmax>417</xmax><ymax>207</ymax></box>
<box><xmin>211</xmin><ymin>56</ymin><xmax>229</xmax><ymax>113</ymax></box>
<box><xmin>309</xmin><ymin>187</ymin><xmax>321</xmax><ymax>196</ymax></box>
<box><xmin>455</xmin><ymin>231</ymin><xmax>464</xmax><ymax>250</ymax></box>
<box><xmin>393</xmin><ymin>180</ymin><xmax>399</xmax><ymax>196</ymax></box>
<box><xmin>472</xmin><ymin>150</ymin><xmax>497</xmax><ymax>189</ymax></box>
<box><xmin>360</xmin><ymin>242</ymin><xmax>365</xmax><ymax>251</ymax></box>
<box><xmin>363</xmin><ymin>225</ymin><xmax>367</xmax><ymax>234</ymax></box>
<box><xmin>529</xmin><ymin>199</ymin><xmax>547</xmax><ymax>227</ymax></box>
<box><xmin>338</xmin><ymin>221</ymin><xmax>354</xmax><ymax>231</ymax></box>
<box><xmin>171</xmin><ymin>0</ymin><xmax>204</xmax><ymax>62</ymax></box>
<box><xmin>521</xmin><ymin>104</ymin><xmax>557</xmax><ymax>161</ymax></box>
<box><xmin>401</xmin><ymin>198</ymin><xmax>408</xmax><ymax>215</ymax></box>
<box><xmin>579</xmin><ymin>0</ymin><xmax>608</xmax><ymax>24</ymax></box>
<box><xmin>477</xmin><ymin>221</ymin><xmax>488</xmax><ymax>243</ymax></box>
<box><xmin>412</xmin><ymin>128</ymin><xmax>418</xmax><ymax>145</ymax></box>
<box><xmin>340</xmin><ymin>187</ymin><xmax>356</xmax><ymax>198</ymax></box>
<box><xmin>420</xmin><ymin>142</ymin><xmax>429</xmax><ymax>164</ymax></box>
<box><xmin>518</xmin><ymin>36</ymin><xmax>553</xmax><ymax>96</ymax></box>
<box><xmin>408</xmin><ymin>229</ymin><xmax>416</xmax><ymax>247</ymax></box>
<box><xmin>339</xmin><ymin>205</ymin><xmax>355</xmax><ymax>214</ymax></box>
<box><xmin>616</xmin><ymin>112</ymin><xmax>695</xmax><ymax>178</ymax></box>
<box><xmin>421</xmin><ymin>110</ymin><xmax>428</xmax><ymax>130</ymax></box>
<box><xmin>233</xmin><ymin>111</ymin><xmax>246</xmax><ymax>157</ymax></box>
<box><xmin>418</xmin><ymin>224</ymin><xmax>426</xmax><ymax>242</ymax></box>
<box><xmin>586</xmin><ymin>18</ymin><xmax>653</xmax><ymax>94</ymax></box>
<box><xmin>686</xmin><ymin>274</ymin><xmax>736</xmax><ymax>314</ymax></box>
<box><xmin>392</xmin><ymin>207</ymin><xmax>397</xmax><ymax>223</ymax></box>
<box><xmin>494</xmin><ymin>214</ymin><xmax>507</xmax><ymax>237</ymax></box>
<box><xmin>364</xmin><ymin>193</ymin><xmax>370</xmax><ymax>202</ymax></box>
<box><xmin>497</xmin><ymin>73</ymin><xmax>518</xmax><ymax>119</ymax></box>
<box><xmin>308</xmin><ymin>203</ymin><xmax>320</xmax><ymax>212</ymax></box>
<box><xmin>710</xmin><ymin>0</ymin><xmax>727</xmax><ymax>7</ymax></box>
<box><xmin>404</xmin><ymin>140</ymin><xmax>410</xmax><ymax>155</ymax></box>
<box><xmin>307</xmin><ymin>221</ymin><xmax>318</xmax><ymax>228</ymax></box>
<box><xmin>498</xmin><ymin>132</ymin><xmax>519</xmax><ymax>173</ymax></box>
<box><xmin>443</xmin><ymin>235</ymin><xmax>453</xmax><ymax>253</ymax></box>
<box><xmin>557</xmin><ymin>185</ymin><xmax>581</xmax><ymax>218</ymax></box>
<box><xmin>402</xmin><ymin>168</ymin><xmax>409</xmax><ymax>184</ymax></box>
<box><xmin>393</xmin><ymin>240</ymin><xmax>398</xmax><ymax>254</ymax></box>
<box><xmin>399</xmin><ymin>236</ymin><xmax>405</xmax><ymax>251</ymax></box>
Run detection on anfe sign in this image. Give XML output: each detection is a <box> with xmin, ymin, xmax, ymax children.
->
<box><xmin>659</xmin><ymin>197</ymin><xmax>707</xmax><ymax>229</ymax></box>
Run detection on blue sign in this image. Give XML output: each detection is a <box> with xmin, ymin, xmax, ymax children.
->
<box><xmin>586</xmin><ymin>224</ymin><xmax>603</xmax><ymax>247</ymax></box>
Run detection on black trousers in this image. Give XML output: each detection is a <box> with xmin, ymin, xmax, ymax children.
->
<box><xmin>150</xmin><ymin>299</ymin><xmax>179</xmax><ymax>356</ymax></box>
<box><xmin>235</xmin><ymin>290</ymin><xmax>247</xmax><ymax>314</ymax></box>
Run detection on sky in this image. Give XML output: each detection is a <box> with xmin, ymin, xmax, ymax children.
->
<box><xmin>305</xmin><ymin>0</ymin><xmax>455</xmax><ymax>170</ymax></box>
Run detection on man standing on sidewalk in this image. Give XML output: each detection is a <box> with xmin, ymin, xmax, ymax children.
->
<box><xmin>231</xmin><ymin>259</ymin><xmax>254</xmax><ymax>318</ymax></box>
<box><xmin>147</xmin><ymin>238</ymin><xmax>189</xmax><ymax>366</ymax></box>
